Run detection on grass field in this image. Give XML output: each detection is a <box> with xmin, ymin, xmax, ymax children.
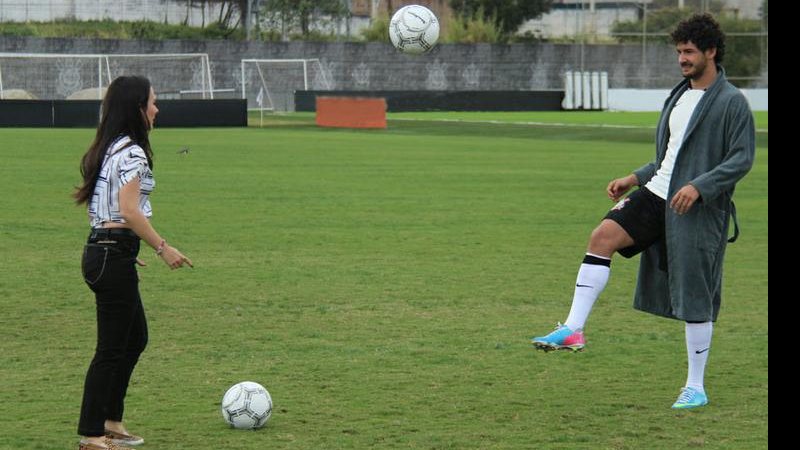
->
<box><xmin>0</xmin><ymin>111</ymin><xmax>767</xmax><ymax>449</ymax></box>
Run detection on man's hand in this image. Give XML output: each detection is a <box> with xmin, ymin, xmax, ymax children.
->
<box><xmin>670</xmin><ymin>184</ymin><xmax>701</xmax><ymax>215</ymax></box>
<box><xmin>607</xmin><ymin>174</ymin><xmax>639</xmax><ymax>202</ymax></box>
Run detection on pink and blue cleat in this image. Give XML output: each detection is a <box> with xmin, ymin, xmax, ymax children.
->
<box><xmin>671</xmin><ymin>387</ymin><xmax>708</xmax><ymax>409</ymax></box>
<box><xmin>531</xmin><ymin>323</ymin><xmax>585</xmax><ymax>352</ymax></box>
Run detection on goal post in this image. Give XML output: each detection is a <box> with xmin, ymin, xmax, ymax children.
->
<box><xmin>240</xmin><ymin>58</ymin><xmax>331</xmax><ymax>112</ymax></box>
<box><xmin>0</xmin><ymin>52</ymin><xmax>213</xmax><ymax>100</ymax></box>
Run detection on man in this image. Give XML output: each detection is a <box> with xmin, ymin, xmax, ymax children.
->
<box><xmin>531</xmin><ymin>13</ymin><xmax>755</xmax><ymax>409</ymax></box>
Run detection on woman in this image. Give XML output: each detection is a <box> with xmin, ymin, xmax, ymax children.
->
<box><xmin>74</xmin><ymin>75</ymin><xmax>192</xmax><ymax>450</ymax></box>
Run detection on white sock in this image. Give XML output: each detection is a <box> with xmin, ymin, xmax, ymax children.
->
<box><xmin>685</xmin><ymin>321</ymin><xmax>713</xmax><ymax>392</ymax></box>
<box><xmin>564</xmin><ymin>253</ymin><xmax>611</xmax><ymax>331</ymax></box>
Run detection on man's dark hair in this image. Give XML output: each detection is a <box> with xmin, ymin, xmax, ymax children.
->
<box><xmin>671</xmin><ymin>13</ymin><xmax>726</xmax><ymax>64</ymax></box>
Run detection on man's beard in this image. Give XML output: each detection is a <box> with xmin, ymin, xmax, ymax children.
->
<box><xmin>682</xmin><ymin>61</ymin><xmax>707</xmax><ymax>80</ymax></box>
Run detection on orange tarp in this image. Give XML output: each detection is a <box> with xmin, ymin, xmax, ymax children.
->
<box><xmin>315</xmin><ymin>96</ymin><xmax>387</xmax><ymax>129</ymax></box>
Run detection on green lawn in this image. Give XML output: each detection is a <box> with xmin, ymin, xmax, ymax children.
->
<box><xmin>0</xmin><ymin>112</ymin><xmax>767</xmax><ymax>449</ymax></box>
<box><xmin>386</xmin><ymin>111</ymin><xmax>769</xmax><ymax>130</ymax></box>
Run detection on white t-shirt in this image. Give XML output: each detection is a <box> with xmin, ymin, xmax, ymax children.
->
<box><xmin>645</xmin><ymin>88</ymin><xmax>705</xmax><ymax>199</ymax></box>
<box><xmin>88</xmin><ymin>135</ymin><xmax>155</xmax><ymax>228</ymax></box>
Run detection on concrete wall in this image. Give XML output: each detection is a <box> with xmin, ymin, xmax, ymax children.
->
<box><xmin>2</xmin><ymin>37</ymin><xmax>768</xmax><ymax>111</ymax></box>
<box><xmin>609</xmin><ymin>88</ymin><xmax>768</xmax><ymax>111</ymax></box>
<box><xmin>0</xmin><ymin>36</ymin><xmax>679</xmax><ymax>99</ymax></box>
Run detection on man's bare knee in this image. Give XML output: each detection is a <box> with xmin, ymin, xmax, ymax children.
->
<box><xmin>588</xmin><ymin>220</ymin><xmax>634</xmax><ymax>256</ymax></box>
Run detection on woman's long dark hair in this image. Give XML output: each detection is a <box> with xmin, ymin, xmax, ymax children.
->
<box><xmin>74</xmin><ymin>75</ymin><xmax>154</xmax><ymax>204</ymax></box>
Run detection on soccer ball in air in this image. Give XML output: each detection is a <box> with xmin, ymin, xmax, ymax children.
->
<box><xmin>389</xmin><ymin>5</ymin><xmax>440</xmax><ymax>54</ymax></box>
<box><xmin>221</xmin><ymin>381</ymin><xmax>273</xmax><ymax>429</ymax></box>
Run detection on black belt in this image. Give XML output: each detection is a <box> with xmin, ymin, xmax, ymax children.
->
<box><xmin>89</xmin><ymin>228</ymin><xmax>138</xmax><ymax>240</ymax></box>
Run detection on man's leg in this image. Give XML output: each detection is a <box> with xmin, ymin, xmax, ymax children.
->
<box><xmin>563</xmin><ymin>219</ymin><xmax>634</xmax><ymax>330</ymax></box>
<box><xmin>672</xmin><ymin>321</ymin><xmax>712</xmax><ymax>408</ymax></box>
<box><xmin>532</xmin><ymin>219</ymin><xmax>634</xmax><ymax>351</ymax></box>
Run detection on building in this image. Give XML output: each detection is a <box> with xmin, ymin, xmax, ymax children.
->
<box><xmin>0</xmin><ymin>0</ymin><xmax>764</xmax><ymax>39</ymax></box>
<box><xmin>350</xmin><ymin>0</ymin><xmax>452</xmax><ymax>19</ymax></box>
<box><xmin>519</xmin><ymin>0</ymin><xmax>764</xmax><ymax>40</ymax></box>
<box><xmin>519</xmin><ymin>1</ymin><xmax>651</xmax><ymax>40</ymax></box>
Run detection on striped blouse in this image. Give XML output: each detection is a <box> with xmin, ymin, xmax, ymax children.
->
<box><xmin>88</xmin><ymin>135</ymin><xmax>155</xmax><ymax>228</ymax></box>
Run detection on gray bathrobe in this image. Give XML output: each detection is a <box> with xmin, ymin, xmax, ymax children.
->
<box><xmin>632</xmin><ymin>66</ymin><xmax>755</xmax><ymax>322</ymax></box>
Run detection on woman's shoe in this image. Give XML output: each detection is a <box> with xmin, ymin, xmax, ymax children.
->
<box><xmin>78</xmin><ymin>439</ymin><xmax>130</xmax><ymax>450</ymax></box>
<box><xmin>104</xmin><ymin>429</ymin><xmax>144</xmax><ymax>446</ymax></box>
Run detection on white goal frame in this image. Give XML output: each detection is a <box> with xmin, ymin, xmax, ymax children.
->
<box><xmin>0</xmin><ymin>52</ymin><xmax>213</xmax><ymax>100</ymax></box>
<box><xmin>240</xmin><ymin>58</ymin><xmax>331</xmax><ymax>112</ymax></box>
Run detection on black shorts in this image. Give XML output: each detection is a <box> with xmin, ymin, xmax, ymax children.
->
<box><xmin>604</xmin><ymin>187</ymin><xmax>666</xmax><ymax>258</ymax></box>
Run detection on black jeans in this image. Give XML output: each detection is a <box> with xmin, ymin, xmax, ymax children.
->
<box><xmin>78</xmin><ymin>229</ymin><xmax>148</xmax><ymax>437</ymax></box>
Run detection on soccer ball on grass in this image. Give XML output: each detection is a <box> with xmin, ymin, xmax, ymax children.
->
<box><xmin>221</xmin><ymin>381</ymin><xmax>273</xmax><ymax>429</ymax></box>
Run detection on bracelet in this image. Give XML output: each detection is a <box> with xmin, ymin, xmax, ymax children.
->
<box><xmin>155</xmin><ymin>239</ymin><xmax>167</xmax><ymax>256</ymax></box>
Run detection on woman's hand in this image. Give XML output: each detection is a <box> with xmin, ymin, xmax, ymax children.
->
<box><xmin>159</xmin><ymin>245</ymin><xmax>193</xmax><ymax>270</ymax></box>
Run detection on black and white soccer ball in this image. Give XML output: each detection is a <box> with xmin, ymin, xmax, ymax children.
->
<box><xmin>221</xmin><ymin>381</ymin><xmax>273</xmax><ymax>429</ymax></box>
<box><xmin>389</xmin><ymin>5</ymin><xmax>440</xmax><ymax>55</ymax></box>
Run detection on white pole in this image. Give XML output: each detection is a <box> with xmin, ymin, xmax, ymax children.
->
<box><xmin>562</xmin><ymin>71</ymin><xmax>573</xmax><ymax>110</ymax></box>
<box><xmin>105</xmin><ymin>56</ymin><xmax>111</xmax><ymax>84</ymax></box>
<box><xmin>642</xmin><ymin>2</ymin><xmax>647</xmax><ymax>88</ymax></box>
<box><xmin>591</xmin><ymin>71</ymin><xmax>600</xmax><ymax>110</ymax></box>
<box><xmin>600</xmin><ymin>71</ymin><xmax>608</xmax><ymax>110</ymax></box>
<box><xmin>303</xmin><ymin>60</ymin><xmax>309</xmax><ymax>90</ymax></box>
<box><xmin>97</xmin><ymin>57</ymin><xmax>102</xmax><ymax>99</ymax></box>
<box><xmin>582</xmin><ymin>70</ymin><xmax>591</xmax><ymax>109</ymax></box>
<box><xmin>205</xmin><ymin>54</ymin><xmax>214</xmax><ymax>99</ymax></box>
<box><xmin>241</xmin><ymin>60</ymin><xmax>246</xmax><ymax>99</ymax></box>
<box><xmin>201</xmin><ymin>57</ymin><xmax>207</xmax><ymax>99</ymax></box>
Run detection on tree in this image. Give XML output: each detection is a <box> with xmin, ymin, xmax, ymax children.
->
<box><xmin>448</xmin><ymin>0</ymin><xmax>552</xmax><ymax>37</ymax></box>
<box><xmin>445</xmin><ymin>12</ymin><xmax>502</xmax><ymax>44</ymax></box>
<box><xmin>260</xmin><ymin>0</ymin><xmax>349</xmax><ymax>38</ymax></box>
<box><xmin>170</xmin><ymin>0</ymin><xmax>248</xmax><ymax>35</ymax></box>
<box><xmin>611</xmin><ymin>8</ymin><xmax>766</xmax><ymax>87</ymax></box>
<box><xmin>647</xmin><ymin>0</ymin><xmax>725</xmax><ymax>13</ymax></box>
<box><xmin>360</xmin><ymin>13</ymin><xmax>390</xmax><ymax>43</ymax></box>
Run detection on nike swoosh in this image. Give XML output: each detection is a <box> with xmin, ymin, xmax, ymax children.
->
<box><xmin>576</xmin><ymin>284</ymin><xmax>593</xmax><ymax>288</ymax></box>
<box><xmin>695</xmin><ymin>348</ymin><xmax>710</xmax><ymax>354</ymax></box>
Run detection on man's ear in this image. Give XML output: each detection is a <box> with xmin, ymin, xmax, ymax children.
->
<box><xmin>705</xmin><ymin>47</ymin><xmax>717</xmax><ymax>62</ymax></box>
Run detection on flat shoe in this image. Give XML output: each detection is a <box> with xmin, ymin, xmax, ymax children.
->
<box><xmin>79</xmin><ymin>439</ymin><xmax>131</xmax><ymax>450</ymax></box>
<box><xmin>104</xmin><ymin>428</ymin><xmax>144</xmax><ymax>446</ymax></box>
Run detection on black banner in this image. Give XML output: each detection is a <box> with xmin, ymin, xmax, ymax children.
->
<box><xmin>0</xmin><ymin>99</ymin><xmax>247</xmax><ymax>127</ymax></box>
<box><xmin>296</xmin><ymin>90</ymin><xmax>564</xmax><ymax>112</ymax></box>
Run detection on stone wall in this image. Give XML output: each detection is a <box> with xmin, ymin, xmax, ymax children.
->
<box><xmin>1</xmin><ymin>36</ymin><xmax>678</xmax><ymax>96</ymax></box>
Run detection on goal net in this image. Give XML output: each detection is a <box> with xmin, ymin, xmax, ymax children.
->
<box><xmin>240</xmin><ymin>59</ymin><xmax>331</xmax><ymax>112</ymax></box>
<box><xmin>0</xmin><ymin>53</ymin><xmax>213</xmax><ymax>100</ymax></box>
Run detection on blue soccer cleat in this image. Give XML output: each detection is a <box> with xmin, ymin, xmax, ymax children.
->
<box><xmin>671</xmin><ymin>387</ymin><xmax>708</xmax><ymax>409</ymax></box>
<box><xmin>531</xmin><ymin>322</ymin><xmax>585</xmax><ymax>352</ymax></box>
